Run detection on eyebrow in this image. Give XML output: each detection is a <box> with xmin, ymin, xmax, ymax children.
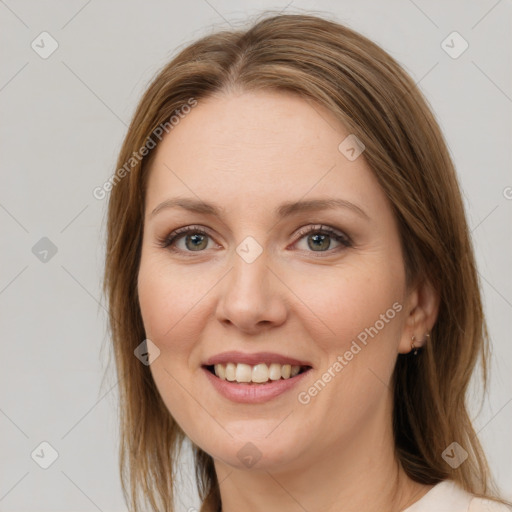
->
<box><xmin>150</xmin><ymin>197</ymin><xmax>370</xmax><ymax>221</ymax></box>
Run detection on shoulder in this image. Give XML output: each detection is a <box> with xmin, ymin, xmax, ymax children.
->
<box><xmin>468</xmin><ymin>496</ymin><xmax>512</xmax><ymax>512</ymax></box>
<box><xmin>403</xmin><ymin>480</ymin><xmax>512</xmax><ymax>512</ymax></box>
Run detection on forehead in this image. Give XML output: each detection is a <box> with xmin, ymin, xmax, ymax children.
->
<box><xmin>145</xmin><ymin>90</ymin><xmax>387</xmax><ymax>217</ymax></box>
<box><xmin>153</xmin><ymin>90</ymin><xmax>347</xmax><ymax>169</ymax></box>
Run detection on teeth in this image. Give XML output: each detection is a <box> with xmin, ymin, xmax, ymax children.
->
<box><xmin>252</xmin><ymin>363</ymin><xmax>269</xmax><ymax>383</ymax></box>
<box><xmin>213</xmin><ymin>362</ymin><xmax>305</xmax><ymax>383</ymax></box>
<box><xmin>290</xmin><ymin>365</ymin><xmax>301</xmax><ymax>377</ymax></box>
<box><xmin>215</xmin><ymin>363</ymin><xmax>226</xmax><ymax>380</ymax></box>
<box><xmin>268</xmin><ymin>363</ymin><xmax>282</xmax><ymax>381</ymax></box>
<box><xmin>225</xmin><ymin>363</ymin><xmax>236</xmax><ymax>381</ymax></box>
<box><xmin>235</xmin><ymin>363</ymin><xmax>252</xmax><ymax>383</ymax></box>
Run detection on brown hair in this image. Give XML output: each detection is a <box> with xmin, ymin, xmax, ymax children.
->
<box><xmin>102</xmin><ymin>11</ymin><xmax>510</xmax><ymax>512</ymax></box>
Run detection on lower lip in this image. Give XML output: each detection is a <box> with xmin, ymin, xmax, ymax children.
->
<box><xmin>202</xmin><ymin>366</ymin><xmax>312</xmax><ymax>404</ymax></box>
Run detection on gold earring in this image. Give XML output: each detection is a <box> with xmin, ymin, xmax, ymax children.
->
<box><xmin>411</xmin><ymin>335</ymin><xmax>418</xmax><ymax>355</ymax></box>
<box><xmin>411</xmin><ymin>332</ymin><xmax>430</xmax><ymax>355</ymax></box>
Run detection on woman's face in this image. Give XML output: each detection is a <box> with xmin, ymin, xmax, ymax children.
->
<box><xmin>138</xmin><ymin>90</ymin><xmax>414</xmax><ymax>471</ymax></box>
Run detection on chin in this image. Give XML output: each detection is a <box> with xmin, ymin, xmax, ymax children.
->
<box><xmin>196</xmin><ymin>426</ymin><xmax>308</xmax><ymax>472</ymax></box>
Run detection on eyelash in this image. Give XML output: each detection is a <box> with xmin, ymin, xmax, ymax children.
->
<box><xmin>156</xmin><ymin>224</ymin><xmax>352</xmax><ymax>257</ymax></box>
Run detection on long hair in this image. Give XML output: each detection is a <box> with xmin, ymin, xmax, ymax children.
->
<box><xmin>102</xmin><ymin>12</ymin><xmax>510</xmax><ymax>512</ymax></box>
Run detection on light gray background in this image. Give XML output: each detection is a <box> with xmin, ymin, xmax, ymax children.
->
<box><xmin>1</xmin><ymin>1</ymin><xmax>511</xmax><ymax>510</ymax></box>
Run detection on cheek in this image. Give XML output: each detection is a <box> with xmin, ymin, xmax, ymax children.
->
<box><xmin>137</xmin><ymin>262</ymin><xmax>170</xmax><ymax>340</ymax></box>
<box><xmin>288</xmin><ymin>261</ymin><xmax>406</xmax><ymax>406</ymax></box>
<box><xmin>293</xmin><ymin>270</ymin><xmax>404</xmax><ymax>415</ymax></box>
<box><xmin>293</xmin><ymin>263</ymin><xmax>404</xmax><ymax>344</ymax></box>
<box><xmin>137</xmin><ymin>253</ymin><xmax>214</xmax><ymax>358</ymax></box>
<box><xmin>137</xmin><ymin>254</ymin><xmax>188</xmax><ymax>342</ymax></box>
<box><xmin>137</xmin><ymin>258</ymin><xmax>203</xmax><ymax>424</ymax></box>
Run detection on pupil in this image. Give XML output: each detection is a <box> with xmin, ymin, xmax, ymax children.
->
<box><xmin>186</xmin><ymin>233</ymin><xmax>207</xmax><ymax>251</ymax></box>
<box><xmin>308</xmin><ymin>233</ymin><xmax>330</xmax><ymax>251</ymax></box>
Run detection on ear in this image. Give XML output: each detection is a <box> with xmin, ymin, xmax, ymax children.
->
<box><xmin>398</xmin><ymin>277</ymin><xmax>440</xmax><ymax>354</ymax></box>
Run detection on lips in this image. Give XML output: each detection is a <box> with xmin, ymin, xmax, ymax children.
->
<box><xmin>202</xmin><ymin>363</ymin><xmax>312</xmax><ymax>403</ymax></box>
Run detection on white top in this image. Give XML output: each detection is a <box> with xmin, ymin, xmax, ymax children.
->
<box><xmin>403</xmin><ymin>480</ymin><xmax>511</xmax><ymax>512</ymax></box>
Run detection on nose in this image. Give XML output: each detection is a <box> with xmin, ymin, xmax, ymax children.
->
<box><xmin>215</xmin><ymin>248</ymin><xmax>288</xmax><ymax>334</ymax></box>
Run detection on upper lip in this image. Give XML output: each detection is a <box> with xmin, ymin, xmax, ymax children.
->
<box><xmin>202</xmin><ymin>351</ymin><xmax>313</xmax><ymax>368</ymax></box>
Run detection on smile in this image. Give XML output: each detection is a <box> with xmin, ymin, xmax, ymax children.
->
<box><xmin>202</xmin><ymin>364</ymin><xmax>313</xmax><ymax>403</ymax></box>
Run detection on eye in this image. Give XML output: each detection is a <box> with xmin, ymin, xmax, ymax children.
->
<box><xmin>156</xmin><ymin>225</ymin><xmax>216</xmax><ymax>253</ymax></box>
<box><xmin>292</xmin><ymin>224</ymin><xmax>352</xmax><ymax>255</ymax></box>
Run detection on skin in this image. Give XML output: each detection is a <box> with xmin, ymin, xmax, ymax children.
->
<box><xmin>137</xmin><ymin>90</ymin><xmax>440</xmax><ymax>512</ymax></box>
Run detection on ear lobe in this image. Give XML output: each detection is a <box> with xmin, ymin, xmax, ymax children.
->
<box><xmin>398</xmin><ymin>278</ymin><xmax>440</xmax><ymax>354</ymax></box>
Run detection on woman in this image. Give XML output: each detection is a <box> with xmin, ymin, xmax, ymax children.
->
<box><xmin>103</xmin><ymin>12</ymin><xmax>512</xmax><ymax>512</ymax></box>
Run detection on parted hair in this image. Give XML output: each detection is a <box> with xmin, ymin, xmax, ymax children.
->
<box><xmin>103</xmin><ymin>11</ymin><xmax>510</xmax><ymax>512</ymax></box>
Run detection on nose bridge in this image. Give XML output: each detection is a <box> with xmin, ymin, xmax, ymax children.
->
<box><xmin>232</xmin><ymin>240</ymin><xmax>269</xmax><ymax>294</ymax></box>
<box><xmin>215</xmin><ymin>236</ymin><xmax>287</xmax><ymax>331</ymax></box>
